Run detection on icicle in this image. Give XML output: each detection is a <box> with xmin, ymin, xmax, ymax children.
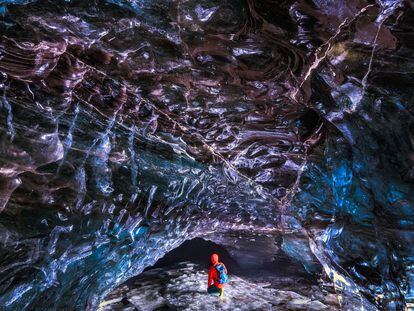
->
<box><xmin>93</xmin><ymin>134</ymin><xmax>113</xmax><ymax>196</ymax></box>
<box><xmin>82</xmin><ymin>111</ymin><xmax>119</xmax><ymax>196</ymax></box>
<box><xmin>82</xmin><ymin>111</ymin><xmax>118</xmax><ymax>166</ymax></box>
<box><xmin>75</xmin><ymin>166</ymin><xmax>86</xmax><ymax>210</ymax></box>
<box><xmin>2</xmin><ymin>88</ymin><xmax>15</xmax><ymax>142</ymax></box>
<box><xmin>144</xmin><ymin>185</ymin><xmax>157</xmax><ymax>218</ymax></box>
<box><xmin>128</xmin><ymin>124</ymin><xmax>138</xmax><ymax>189</ymax></box>
<box><xmin>57</xmin><ymin>104</ymin><xmax>80</xmax><ymax>174</ymax></box>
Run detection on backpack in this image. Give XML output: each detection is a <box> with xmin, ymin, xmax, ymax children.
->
<box><xmin>215</xmin><ymin>263</ymin><xmax>228</xmax><ymax>284</ymax></box>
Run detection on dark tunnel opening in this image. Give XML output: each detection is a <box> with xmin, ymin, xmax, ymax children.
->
<box><xmin>145</xmin><ymin>236</ymin><xmax>315</xmax><ymax>283</ymax></box>
<box><xmin>146</xmin><ymin>237</ymin><xmax>240</xmax><ymax>273</ymax></box>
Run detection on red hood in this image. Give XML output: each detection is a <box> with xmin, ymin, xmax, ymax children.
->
<box><xmin>211</xmin><ymin>253</ymin><xmax>219</xmax><ymax>265</ymax></box>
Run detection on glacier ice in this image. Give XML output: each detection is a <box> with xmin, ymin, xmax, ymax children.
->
<box><xmin>0</xmin><ymin>0</ymin><xmax>413</xmax><ymax>310</ymax></box>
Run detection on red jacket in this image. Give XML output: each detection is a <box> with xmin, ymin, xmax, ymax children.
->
<box><xmin>208</xmin><ymin>262</ymin><xmax>227</xmax><ymax>289</ymax></box>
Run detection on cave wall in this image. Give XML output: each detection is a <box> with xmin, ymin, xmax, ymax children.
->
<box><xmin>0</xmin><ymin>0</ymin><xmax>412</xmax><ymax>310</ymax></box>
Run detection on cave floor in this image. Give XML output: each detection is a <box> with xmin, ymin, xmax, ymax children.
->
<box><xmin>99</xmin><ymin>262</ymin><xmax>339</xmax><ymax>311</ymax></box>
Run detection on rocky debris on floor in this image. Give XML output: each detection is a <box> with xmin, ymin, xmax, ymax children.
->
<box><xmin>100</xmin><ymin>262</ymin><xmax>339</xmax><ymax>311</ymax></box>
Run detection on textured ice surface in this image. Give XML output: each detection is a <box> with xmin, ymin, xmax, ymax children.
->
<box><xmin>0</xmin><ymin>0</ymin><xmax>413</xmax><ymax>310</ymax></box>
<box><xmin>100</xmin><ymin>262</ymin><xmax>338</xmax><ymax>311</ymax></box>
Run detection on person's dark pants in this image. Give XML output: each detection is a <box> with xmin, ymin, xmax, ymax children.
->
<box><xmin>207</xmin><ymin>285</ymin><xmax>223</xmax><ymax>296</ymax></box>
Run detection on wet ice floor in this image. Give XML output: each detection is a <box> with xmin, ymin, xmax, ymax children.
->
<box><xmin>99</xmin><ymin>262</ymin><xmax>339</xmax><ymax>311</ymax></box>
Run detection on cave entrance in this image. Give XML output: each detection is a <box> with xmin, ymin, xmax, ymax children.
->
<box><xmin>147</xmin><ymin>237</ymin><xmax>240</xmax><ymax>273</ymax></box>
<box><xmin>146</xmin><ymin>235</ymin><xmax>312</xmax><ymax>281</ymax></box>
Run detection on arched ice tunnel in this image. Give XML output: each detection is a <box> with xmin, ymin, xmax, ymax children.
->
<box><xmin>0</xmin><ymin>0</ymin><xmax>414</xmax><ymax>310</ymax></box>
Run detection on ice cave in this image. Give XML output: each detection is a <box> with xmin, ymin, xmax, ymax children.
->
<box><xmin>0</xmin><ymin>0</ymin><xmax>413</xmax><ymax>310</ymax></box>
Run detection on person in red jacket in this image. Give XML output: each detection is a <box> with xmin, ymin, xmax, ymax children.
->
<box><xmin>207</xmin><ymin>253</ymin><xmax>228</xmax><ymax>298</ymax></box>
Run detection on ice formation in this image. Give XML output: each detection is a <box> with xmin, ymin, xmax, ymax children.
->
<box><xmin>0</xmin><ymin>0</ymin><xmax>413</xmax><ymax>310</ymax></box>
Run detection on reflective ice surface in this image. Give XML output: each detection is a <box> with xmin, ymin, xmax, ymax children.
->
<box><xmin>0</xmin><ymin>0</ymin><xmax>413</xmax><ymax>309</ymax></box>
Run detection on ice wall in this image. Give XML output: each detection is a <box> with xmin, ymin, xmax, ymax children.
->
<box><xmin>0</xmin><ymin>0</ymin><xmax>412</xmax><ymax>310</ymax></box>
